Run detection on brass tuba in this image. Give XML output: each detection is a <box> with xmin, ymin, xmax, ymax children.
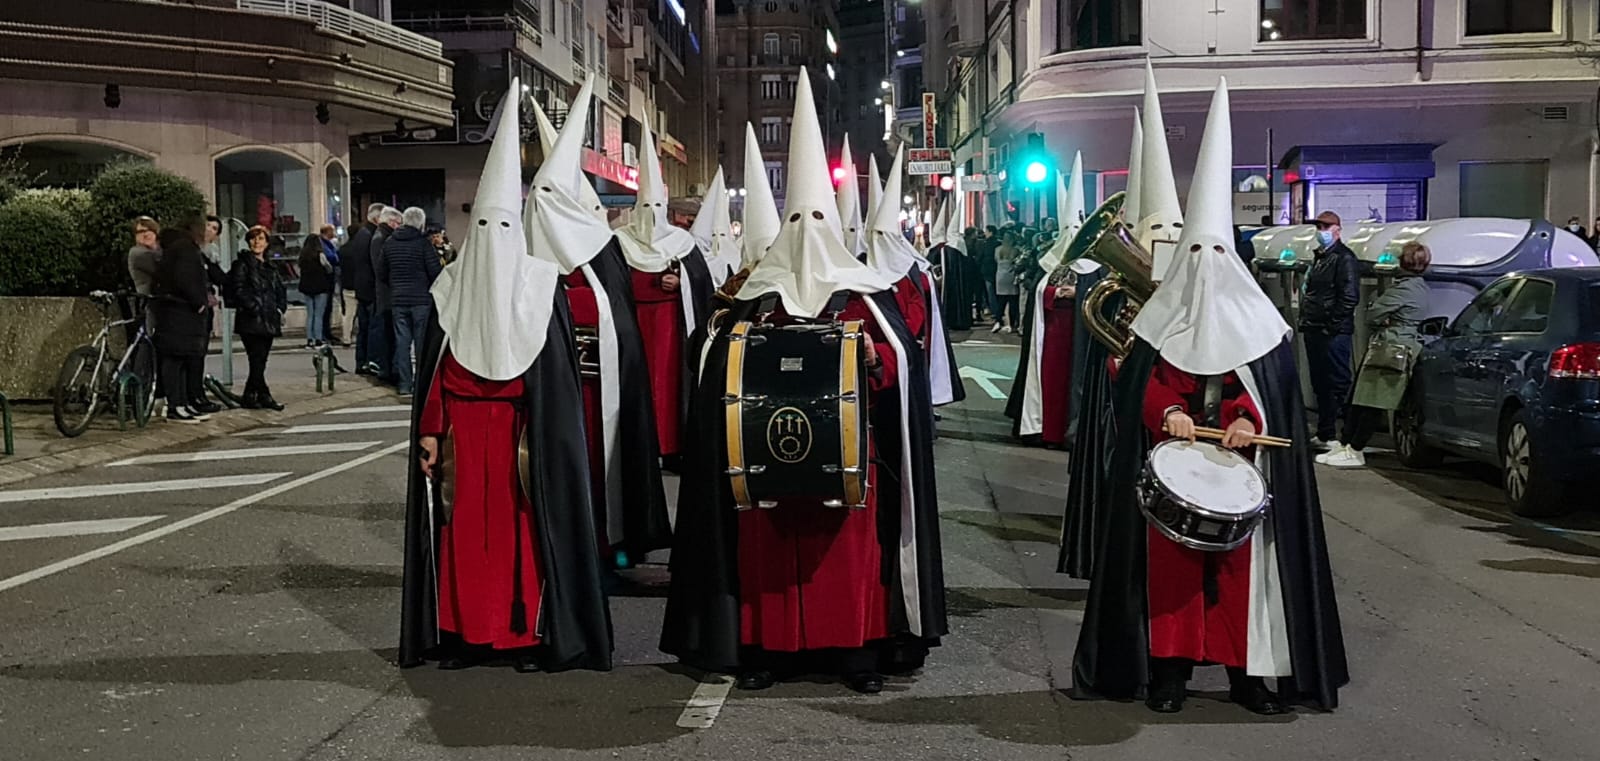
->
<box><xmin>1071</xmin><ymin>192</ymin><xmax>1156</xmax><ymax>358</ymax></box>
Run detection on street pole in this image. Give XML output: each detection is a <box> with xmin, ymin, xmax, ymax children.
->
<box><xmin>1266</xmin><ymin>128</ymin><xmax>1275</xmax><ymax>224</ymax></box>
<box><xmin>221</xmin><ymin>307</ymin><xmax>235</xmax><ymax>386</ymax></box>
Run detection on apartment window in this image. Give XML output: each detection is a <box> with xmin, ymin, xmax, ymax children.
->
<box><xmin>1260</xmin><ymin>0</ymin><xmax>1367</xmax><ymax>41</ymax></box>
<box><xmin>1057</xmin><ymin>0</ymin><xmax>1141</xmax><ymax>52</ymax></box>
<box><xmin>785</xmin><ymin>75</ymin><xmax>798</xmax><ymax>99</ymax></box>
<box><xmin>545</xmin><ymin>0</ymin><xmax>555</xmax><ymax>32</ymax></box>
<box><xmin>1465</xmin><ymin>0</ymin><xmax>1554</xmax><ymax>36</ymax></box>
<box><xmin>764</xmin><ymin>1</ymin><xmax>777</xmax><ymax>12</ymax></box>
<box><xmin>790</xmin><ymin>34</ymin><xmax>803</xmax><ymax>57</ymax></box>
<box><xmin>763</xmin><ymin>33</ymin><xmax>781</xmax><ymax>56</ymax></box>
<box><xmin>761</xmin><ymin>117</ymin><xmax>784</xmax><ymax>145</ymax></box>
<box><xmin>761</xmin><ymin>75</ymin><xmax>783</xmax><ymax>100</ymax></box>
<box><xmin>765</xmin><ymin>161</ymin><xmax>785</xmax><ymax>195</ymax></box>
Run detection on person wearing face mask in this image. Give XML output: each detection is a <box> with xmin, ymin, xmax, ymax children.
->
<box><xmin>1297</xmin><ymin>210</ymin><xmax>1360</xmax><ymax>450</ymax></box>
<box><xmin>1565</xmin><ymin>217</ymin><xmax>1587</xmax><ymax>240</ymax></box>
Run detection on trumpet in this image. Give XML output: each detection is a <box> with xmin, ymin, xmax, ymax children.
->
<box><xmin>1069</xmin><ymin>193</ymin><xmax>1156</xmax><ymax>358</ymax></box>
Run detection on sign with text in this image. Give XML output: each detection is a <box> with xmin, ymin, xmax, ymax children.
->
<box><xmin>922</xmin><ymin>93</ymin><xmax>937</xmax><ymax>149</ymax></box>
<box><xmin>908</xmin><ymin>147</ymin><xmax>952</xmax><ymax>176</ymax></box>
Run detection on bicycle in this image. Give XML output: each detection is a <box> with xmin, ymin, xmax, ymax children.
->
<box><xmin>52</xmin><ymin>291</ymin><xmax>158</xmax><ymax>437</ymax></box>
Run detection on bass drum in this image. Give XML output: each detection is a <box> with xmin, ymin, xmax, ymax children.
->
<box><xmin>1137</xmin><ymin>439</ymin><xmax>1269</xmax><ymax>552</ymax></box>
<box><xmin>724</xmin><ymin>319</ymin><xmax>869</xmax><ymax>510</ymax></box>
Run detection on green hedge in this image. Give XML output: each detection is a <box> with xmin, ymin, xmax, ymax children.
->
<box><xmin>0</xmin><ymin>190</ymin><xmax>89</xmax><ymax>296</ymax></box>
<box><xmin>83</xmin><ymin>160</ymin><xmax>206</xmax><ymax>291</ymax></box>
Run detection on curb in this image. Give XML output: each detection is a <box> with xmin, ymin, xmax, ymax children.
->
<box><xmin>0</xmin><ymin>384</ymin><xmax>397</xmax><ymax>488</ymax></box>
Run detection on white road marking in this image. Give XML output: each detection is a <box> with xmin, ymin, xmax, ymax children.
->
<box><xmin>324</xmin><ymin>405</ymin><xmax>412</xmax><ymax>415</ymax></box>
<box><xmin>0</xmin><ymin>443</ymin><xmax>407</xmax><ymax>594</ymax></box>
<box><xmin>108</xmin><ymin>442</ymin><xmax>382</xmax><ymax>466</ymax></box>
<box><xmin>676</xmin><ymin>674</ymin><xmax>735</xmax><ymax>729</ymax></box>
<box><xmin>238</xmin><ymin>421</ymin><xmax>408</xmax><ymax>436</ymax></box>
<box><xmin>0</xmin><ymin>516</ymin><xmax>165</xmax><ymax>543</ymax></box>
<box><xmin>0</xmin><ymin>473</ymin><xmax>290</xmax><ymax>505</ymax></box>
<box><xmin>958</xmin><ymin>365</ymin><xmax>1011</xmax><ymax>400</ymax></box>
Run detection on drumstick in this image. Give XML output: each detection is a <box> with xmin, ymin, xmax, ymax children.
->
<box><xmin>1165</xmin><ymin>424</ymin><xmax>1293</xmax><ymax>448</ymax></box>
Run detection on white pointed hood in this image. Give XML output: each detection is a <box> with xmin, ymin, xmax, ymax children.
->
<box><xmin>866</xmin><ymin>146</ymin><xmax>922</xmax><ymax>280</ymax></box>
<box><xmin>1136</xmin><ymin>61</ymin><xmax>1184</xmax><ymax>281</ymax></box>
<box><xmin>533</xmin><ymin>92</ymin><xmax>608</xmax><ymax>224</ymax></box>
<box><xmin>927</xmin><ymin>199</ymin><xmax>948</xmax><ymax>248</ymax></box>
<box><xmin>944</xmin><ymin>180</ymin><xmax>968</xmax><ymax>255</ymax></box>
<box><xmin>432</xmin><ymin>78</ymin><xmax>560</xmax><ymax>381</ymax></box>
<box><xmin>867</xmin><ymin>153</ymin><xmax>883</xmax><ymax>223</ymax></box>
<box><xmin>617</xmin><ymin>121</ymin><xmax>697</xmax><ymax>271</ymax></box>
<box><xmin>525</xmin><ymin>76</ymin><xmax>615</xmax><ymax>275</ymax></box>
<box><xmin>1124</xmin><ymin>106</ymin><xmax>1144</xmax><ymax>227</ymax></box>
<box><xmin>740</xmin><ymin>122</ymin><xmax>781</xmax><ymax>270</ymax></box>
<box><xmin>739</xmin><ymin>68</ymin><xmax>895</xmax><ymax>317</ymax></box>
<box><xmin>1131</xmin><ymin>78</ymin><xmax>1288</xmax><ymax>376</ymax></box>
<box><xmin>836</xmin><ymin>141</ymin><xmax>867</xmax><ymax>258</ymax></box>
<box><xmin>1039</xmin><ymin>151</ymin><xmax>1085</xmax><ymax>273</ymax></box>
<box><xmin>692</xmin><ymin>167</ymin><xmax>738</xmax><ymax>282</ymax></box>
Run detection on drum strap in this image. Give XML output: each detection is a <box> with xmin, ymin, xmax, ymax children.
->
<box><xmin>1201</xmin><ymin>375</ymin><xmax>1225</xmax><ymax>429</ymax></box>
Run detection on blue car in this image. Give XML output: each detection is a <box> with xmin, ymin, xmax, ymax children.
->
<box><xmin>1396</xmin><ymin>268</ymin><xmax>1600</xmax><ymax>516</ymax></box>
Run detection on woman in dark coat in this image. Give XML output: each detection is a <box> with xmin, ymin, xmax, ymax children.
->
<box><xmin>151</xmin><ymin>215</ymin><xmax>214</xmax><ymax>424</ymax></box>
<box><xmin>227</xmin><ymin>225</ymin><xmax>288</xmax><ymax>410</ymax></box>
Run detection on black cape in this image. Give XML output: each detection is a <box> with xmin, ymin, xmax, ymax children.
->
<box><xmin>1056</xmin><ymin>267</ymin><xmax>1116</xmax><ymax>579</ymax></box>
<box><xmin>930</xmin><ymin>245</ymin><xmax>973</xmax><ymax>331</ymax></box>
<box><xmin>398</xmin><ymin>299</ymin><xmax>614</xmax><ymax>672</ymax></box>
<box><xmin>660</xmin><ymin>290</ymin><xmax>947</xmax><ymax>672</ymax></box>
<box><xmin>673</xmin><ymin>248</ymin><xmax>717</xmax><ymax>450</ymax></box>
<box><xmin>575</xmin><ymin>239</ymin><xmax>672</xmax><ymax>555</ymax></box>
<box><xmin>1003</xmin><ymin>277</ymin><xmax>1039</xmax><ymax>434</ymax></box>
<box><xmin>910</xmin><ymin>263</ymin><xmax>965</xmax><ymax>405</ymax></box>
<box><xmin>1070</xmin><ymin>339</ymin><xmax>1349</xmax><ymax>710</ymax></box>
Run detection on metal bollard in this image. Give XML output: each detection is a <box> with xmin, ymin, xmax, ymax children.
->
<box><xmin>220</xmin><ymin>308</ymin><xmax>236</xmax><ymax>386</ymax></box>
<box><xmin>1</xmin><ymin>391</ymin><xmax>12</xmax><ymax>456</ymax></box>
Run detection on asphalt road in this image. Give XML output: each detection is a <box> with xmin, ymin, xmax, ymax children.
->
<box><xmin>1</xmin><ymin>340</ymin><xmax>1598</xmax><ymax>760</ymax></box>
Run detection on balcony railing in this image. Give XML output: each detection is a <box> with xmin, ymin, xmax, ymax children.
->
<box><xmin>606</xmin><ymin>1</ymin><xmax>629</xmax><ymax>38</ymax></box>
<box><xmin>608</xmin><ymin>77</ymin><xmax>628</xmax><ymax>107</ymax></box>
<box><xmin>235</xmin><ymin>0</ymin><xmax>443</xmax><ymax>57</ymax></box>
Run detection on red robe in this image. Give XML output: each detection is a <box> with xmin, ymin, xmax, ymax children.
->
<box><xmin>631</xmin><ymin>268</ymin><xmax>684</xmax><ymax>457</ymax></box>
<box><xmin>1038</xmin><ymin>286</ymin><xmax>1077</xmax><ymax>446</ymax></box>
<box><xmin>420</xmin><ymin>352</ymin><xmax>543</xmax><ymax>651</ymax></box>
<box><xmin>895</xmin><ymin>275</ymin><xmax>929</xmax><ymax>351</ymax></box>
<box><xmin>739</xmin><ymin>294</ymin><xmax>897</xmax><ymax>652</ymax></box>
<box><xmin>1140</xmin><ymin>358</ymin><xmax>1260</xmax><ymax>668</ymax></box>
<box><xmin>561</xmin><ymin>270</ymin><xmax>609</xmax><ymax>552</ymax></box>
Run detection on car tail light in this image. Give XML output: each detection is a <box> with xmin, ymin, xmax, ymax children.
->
<box><xmin>1549</xmin><ymin>343</ymin><xmax>1600</xmax><ymax>379</ymax></box>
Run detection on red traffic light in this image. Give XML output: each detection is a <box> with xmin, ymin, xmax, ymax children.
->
<box><xmin>832</xmin><ymin>166</ymin><xmax>847</xmax><ymax>185</ymax></box>
<box><xmin>939</xmin><ymin>175</ymin><xmax>955</xmax><ymax>191</ymax></box>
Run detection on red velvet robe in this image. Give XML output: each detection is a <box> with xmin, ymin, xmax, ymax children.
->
<box><xmin>631</xmin><ymin>268</ymin><xmax>684</xmax><ymax>457</ymax></box>
<box><xmin>421</xmin><ymin>352</ymin><xmax>543</xmax><ymax>651</ymax></box>
<box><xmin>739</xmin><ymin>294</ymin><xmax>897</xmax><ymax>652</ymax></box>
<box><xmin>1140</xmin><ymin>358</ymin><xmax>1261</xmax><ymax>668</ymax></box>
<box><xmin>1038</xmin><ymin>286</ymin><xmax>1077</xmax><ymax>446</ymax></box>
<box><xmin>561</xmin><ymin>270</ymin><xmax>609</xmax><ymax>552</ymax></box>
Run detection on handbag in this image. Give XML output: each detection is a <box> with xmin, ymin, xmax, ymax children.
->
<box><xmin>1361</xmin><ymin>338</ymin><xmax>1414</xmax><ymax>374</ymax></box>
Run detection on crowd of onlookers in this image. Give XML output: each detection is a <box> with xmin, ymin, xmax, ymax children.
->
<box><xmin>124</xmin><ymin>201</ymin><xmax>453</xmax><ymax>424</ymax></box>
<box><xmin>948</xmin><ymin>219</ymin><xmax>1064</xmax><ymax>333</ymax></box>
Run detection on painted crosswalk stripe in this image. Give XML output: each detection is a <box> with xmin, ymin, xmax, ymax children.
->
<box><xmin>0</xmin><ymin>516</ymin><xmax>165</xmax><ymax>543</ymax></box>
<box><xmin>0</xmin><ymin>473</ymin><xmax>289</xmax><ymax>505</ymax></box>
<box><xmin>108</xmin><ymin>442</ymin><xmax>382</xmax><ymax>467</ymax></box>
<box><xmin>676</xmin><ymin>675</ymin><xmax>735</xmax><ymax>729</ymax></box>
<box><xmin>324</xmin><ymin>405</ymin><xmax>412</xmax><ymax>415</ymax></box>
<box><xmin>239</xmin><ymin>421</ymin><xmax>408</xmax><ymax>436</ymax></box>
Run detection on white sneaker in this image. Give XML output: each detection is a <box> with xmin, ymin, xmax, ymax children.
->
<box><xmin>990</xmin><ymin>323</ymin><xmax>1003</xmax><ymax>334</ymax></box>
<box><xmin>179</xmin><ymin>406</ymin><xmax>212</xmax><ymax>422</ymax></box>
<box><xmin>1322</xmin><ymin>445</ymin><xmax>1366</xmax><ymax>469</ymax></box>
<box><xmin>1309</xmin><ymin>437</ymin><xmax>1340</xmax><ymax>453</ymax></box>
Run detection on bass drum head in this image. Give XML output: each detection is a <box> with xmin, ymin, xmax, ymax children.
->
<box><xmin>1147</xmin><ymin>440</ymin><xmax>1266</xmax><ymax>516</ymax></box>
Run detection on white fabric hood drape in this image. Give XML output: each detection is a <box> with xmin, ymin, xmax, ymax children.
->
<box><xmin>866</xmin><ymin>146</ymin><xmax>922</xmax><ymax>282</ymax></box>
<box><xmin>739</xmin><ymin>122</ymin><xmax>781</xmax><ymax>271</ymax></box>
<box><xmin>1038</xmin><ymin>151</ymin><xmax>1086</xmax><ymax>273</ymax></box>
<box><xmin>739</xmin><ymin>68</ymin><xmax>895</xmax><ymax>317</ymax></box>
<box><xmin>1131</xmin><ymin>78</ymin><xmax>1288</xmax><ymax>377</ymax></box>
<box><xmin>837</xmin><ymin>141</ymin><xmax>868</xmax><ymax>259</ymax></box>
<box><xmin>532</xmin><ymin>91</ymin><xmax>608</xmax><ymax>224</ymax></box>
<box><xmin>692</xmin><ymin>167</ymin><xmax>738</xmax><ymax>284</ymax></box>
<box><xmin>432</xmin><ymin>78</ymin><xmax>560</xmax><ymax>381</ymax></box>
<box><xmin>1135</xmin><ymin>61</ymin><xmax>1185</xmax><ymax>282</ymax></box>
<box><xmin>617</xmin><ymin>121</ymin><xmax>697</xmax><ymax>271</ymax></box>
<box><xmin>525</xmin><ymin>76</ymin><xmax>615</xmax><ymax>275</ymax></box>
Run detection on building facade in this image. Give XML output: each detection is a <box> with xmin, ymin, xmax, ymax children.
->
<box><xmin>714</xmin><ymin>0</ymin><xmax>840</xmax><ymax>213</ymax></box>
<box><xmin>926</xmin><ymin>0</ymin><xmax>1600</xmax><ymax>228</ymax></box>
<box><xmin>836</xmin><ymin>0</ymin><xmax>890</xmax><ymax>173</ymax></box>
<box><xmin>0</xmin><ymin>0</ymin><xmax>453</xmax><ymax>241</ymax></box>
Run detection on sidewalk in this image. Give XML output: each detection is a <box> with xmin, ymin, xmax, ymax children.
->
<box><xmin>0</xmin><ymin>344</ymin><xmax>400</xmax><ymax>487</ymax></box>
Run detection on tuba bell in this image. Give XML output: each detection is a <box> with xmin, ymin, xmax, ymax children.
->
<box><xmin>1069</xmin><ymin>192</ymin><xmax>1156</xmax><ymax>358</ymax></box>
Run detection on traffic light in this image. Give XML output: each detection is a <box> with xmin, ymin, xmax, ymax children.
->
<box><xmin>1018</xmin><ymin>132</ymin><xmax>1051</xmax><ymax>188</ymax></box>
<box><xmin>832</xmin><ymin>165</ymin><xmax>847</xmax><ymax>186</ymax></box>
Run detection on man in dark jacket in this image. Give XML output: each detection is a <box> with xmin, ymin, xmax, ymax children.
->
<box><xmin>342</xmin><ymin>204</ymin><xmax>381</xmax><ymax>373</ymax></box>
<box><xmin>151</xmin><ymin>215</ymin><xmax>214</xmax><ymax>424</ymax></box>
<box><xmin>1297</xmin><ymin>210</ymin><xmax>1361</xmax><ymax>448</ymax></box>
<box><xmin>381</xmin><ymin>207</ymin><xmax>443</xmax><ymax>396</ymax></box>
<box><xmin>368</xmin><ymin>206</ymin><xmax>401</xmax><ymax>381</ymax></box>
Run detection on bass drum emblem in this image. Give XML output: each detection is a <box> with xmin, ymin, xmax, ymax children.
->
<box><xmin>766</xmin><ymin>407</ymin><xmax>814</xmax><ymax>464</ymax></box>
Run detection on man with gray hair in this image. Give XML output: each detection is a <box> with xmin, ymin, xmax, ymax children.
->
<box><xmin>380</xmin><ymin>206</ymin><xmax>442</xmax><ymax>395</ymax></box>
<box><xmin>342</xmin><ymin>203</ymin><xmax>387</xmax><ymax>372</ymax></box>
<box><xmin>365</xmin><ymin>205</ymin><xmax>402</xmax><ymax>380</ymax></box>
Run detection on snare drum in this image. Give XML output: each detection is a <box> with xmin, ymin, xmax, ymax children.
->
<box><xmin>1137</xmin><ymin>439</ymin><xmax>1269</xmax><ymax>552</ymax></box>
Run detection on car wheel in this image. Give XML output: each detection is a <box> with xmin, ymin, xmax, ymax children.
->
<box><xmin>1394</xmin><ymin>391</ymin><xmax>1443</xmax><ymax>469</ymax></box>
<box><xmin>1502</xmin><ymin>410</ymin><xmax>1567</xmax><ymax>518</ymax></box>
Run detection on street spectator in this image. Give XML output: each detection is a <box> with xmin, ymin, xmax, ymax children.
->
<box><xmin>227</xmin><ymin>225</ymin><xmax>288</xmax><ymax>411</ymax></box>
<box><xmin>977</xmin><ymin>225</ymin><xmax>1000</xmax><ymax>322</ymax></box>
<box><xmin>342</xmin><ymin>204</ymin><xmax>381</xmax><ymax>373</ymax></box>
<box><xmin>127</xmin><ymin>216</ymin><xmax>160</xmax><ymax>298</ymax></box>
<box><xmin>317</xmin><ymin>224</ymin><xmax>341</xmax><ymax>345</ymax></box>
<box><xmin>1321</xmin><ymin>242</ymin><xmax>1432</xmax><ymax>469</ymax></box>
<box><xmin>1298</xmin><ymin>210</ymin><xmax>1361</xmax><ymax>449</ymax></box>
<box><xmin>368</xmin><ymin>205</ymin><xmax>401</xmax><ymax>381</ymax></box>
<box><xmin>992</xmin><ymin>229</ymin><xmax>1021</xmax><ymax>333</ymax></box>
<box><xmin>337</xmin><ymin>220</ymin><xmax>367</xmax><ymax>347</ymax></box>
<box><xmin>382</xmin><ymin>207</ymin><xmax>443</xmax><ymax>396</ymax></box>
<box><xmin>429</xmin><ymin>225</ymin><xmax>455</xmax><ymax>264</ymax></box>
<box><xmin>1565</xmin><ymin>216</ymin><xmax>1587</xmax><ymax>240</ymax></box>
<box><xmin>298</xmin><ymin>226</ymin><xmax>337</xmax><ymax>349</ymax></box>
<box><xmin>151</xmin><ymin>215</ymin><xmax>213</xmax><ymax>424</ymax></box>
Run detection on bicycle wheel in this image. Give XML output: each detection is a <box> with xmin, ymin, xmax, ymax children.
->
<box><xmin>127</xmin><ymin>339</ymin><xmax>158</xmax><ymax>427</ymax></box>
<box><xmin>53</xmin><ymin>346</ymin><xmax>106</xmax><ymax>438</ymax></box>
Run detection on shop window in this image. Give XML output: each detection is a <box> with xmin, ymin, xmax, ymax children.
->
<box><xmin>1056</xmin><ymin>0</ymin><xmax>1140</xmax><ymax>52</ymax></box>
<box><xmin>325</xmin><ymin>163</ymin><xmax>348</xmax><ymax>231</ymax></box>
<box><xmin>1260</xmin><ymin>0</ymin><xmax>1367</xmax><ymax>41</ymax></box>
<box><xmin>1460</xmin><ymin>161</ymin><xmax>1548</xmax><ymax>219</ymax></box>
<box><xmin>1465</xmin><ymin>0</ymin><xmax>1554</xmax><ymax>36</ymax></box>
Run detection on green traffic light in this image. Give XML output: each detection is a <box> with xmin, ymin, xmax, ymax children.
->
<box><xmin>1025</xmin><ymin>161</ymin><xmax>1048</xmax><ymax>185</ymax></box>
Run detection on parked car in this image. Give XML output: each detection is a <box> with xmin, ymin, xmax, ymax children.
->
<box><xmin>1396</xmin><ymin>268</ymin><xmax>1600</xmax><ymax>517</ymax></box>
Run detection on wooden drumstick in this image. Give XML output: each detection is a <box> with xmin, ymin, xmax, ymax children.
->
<box><xmin>1163</xmin><ymin>424</ymin><xmax>1293</xmax><ymax>448</ymax></box>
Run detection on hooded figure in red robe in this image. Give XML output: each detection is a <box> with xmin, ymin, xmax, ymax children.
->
<box><xmin>1009</xmin><ymin>151</ymin><xmax>1087</xmax><ymax>447</ymax></box>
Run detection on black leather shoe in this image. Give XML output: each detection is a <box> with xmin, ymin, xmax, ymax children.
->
<box><xmin>1145</xmin><ymin>677</ymin><xmax>1187</xmax><ymax>713</ymax></box>
<box><xmin>238</xmin><ymin>392</ymin><xmax>262</xmax><ymax>410</ymax></box>
<box><xmin>1230</xmin><ymin>682</ymin><xmax>1289</xmax><ymax>715</ymax></box>
<box><xmin>513</xmin><ymin>654</ymin><xmax>541</xmax><ymax>674</ymax></box>
<box><xmin>735</xmin><ymin>670</ymin><xmax>775</xmax><ymax>691</ymax></box>
<box><xmin>190</xmin><ymin>400</ymin><xmax>223</xmax><ymax>415</ymax></box>
<box><xmin>260</xmin><ymin>396</ymin><xmax>285</xmax><ymax>412</ymax></box>
<box><xmin>437</xmin><ymin>656</ymin><xmax>475</xmax><ymax>671</ymax></box>
<box><xmin>844</xmin><ymin>671</ymin><xmax>884</xmax><ymax>695</ymax></box>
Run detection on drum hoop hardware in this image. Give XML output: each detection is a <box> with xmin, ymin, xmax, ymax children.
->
<box><xmin>1142</xmin><ymin>440</ymin><xmax>1269</xmax><ymax>521</ymax></box>
<box><xmin>838</xmin><ymin>319</ymin><xmax>867</xmax><ymax>508</ymax></box>
<box><xmin>725</xmin><ymin>321</ymin><xmax>754</xmax><ymax>510</ymax></box>
<box><xmin>1139</xmin><ymin>506</ymin><xmax>1257</xmax><ymax>552</ymax></box>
